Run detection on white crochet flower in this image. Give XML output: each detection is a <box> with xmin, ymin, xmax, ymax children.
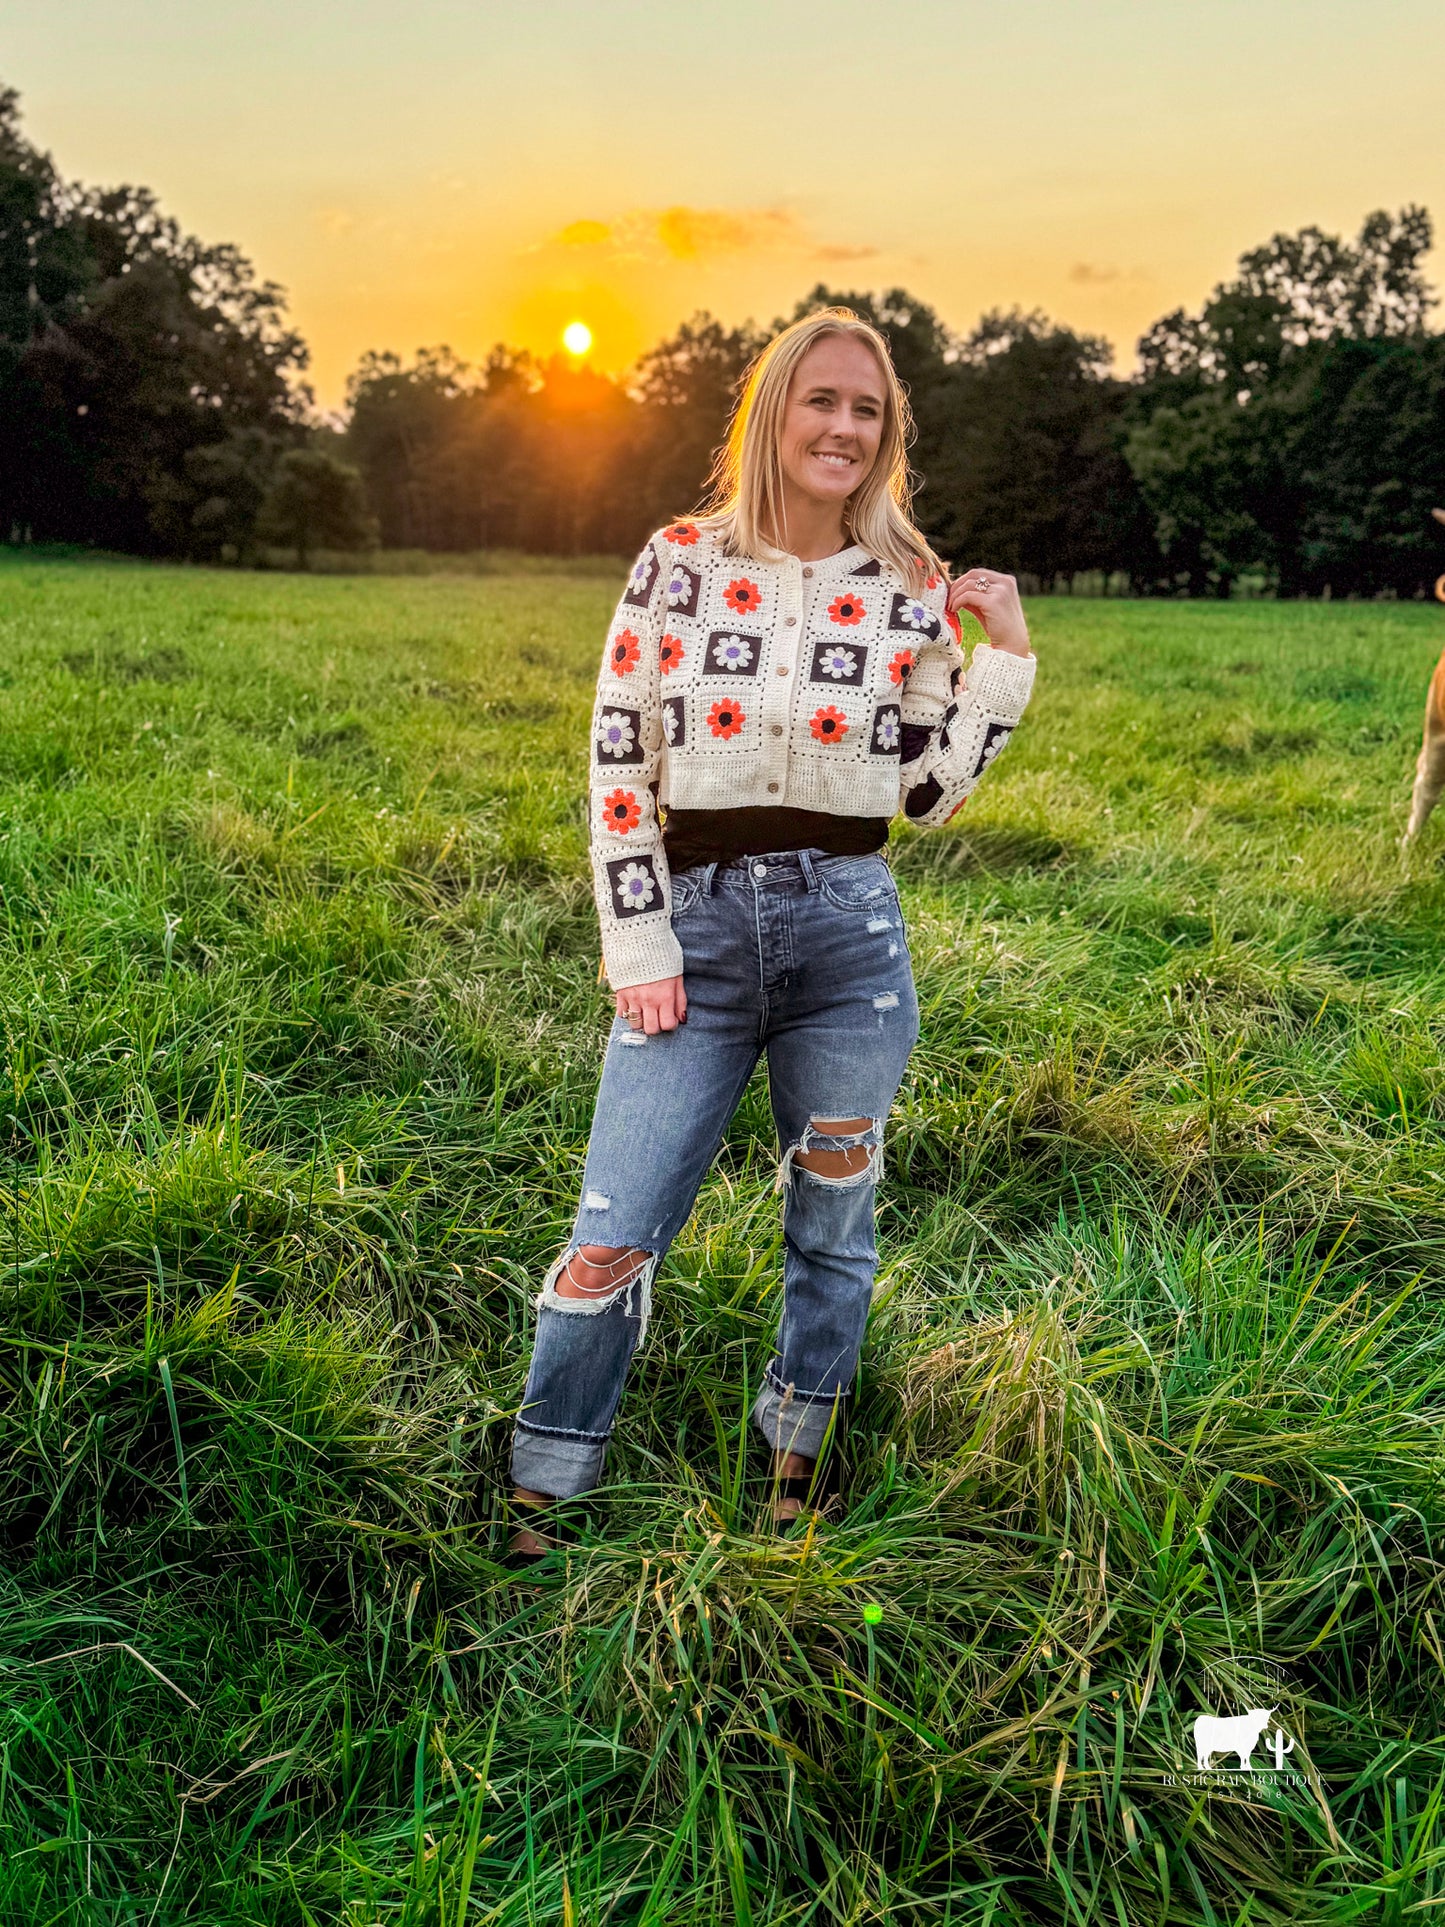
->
<box><xmin>628</xmin><ymin>552</ymin><xmax>654</xmax><ymax>596</ymax></box>
<box><xmin>597</xmin><ymin>711</ymin><xmax>636</xmax><ymax>758</ymax></box>
<box><xmin>614</xmin><ymin>862</ymin><xmax>656</xmax><ymax>910</ymax></box>
<box><xmin>817</xmin><ymin>646</ymin><xmax>857</xmax><ymax>680</ymax></box>
<box><xmin>874</xmin><ymin>712</ymin><xmax>900</xmax><ymax>749</ymax></box>
<box><xmin>897</xmin><ymin>599</ymin><xmax>931</xmax><ymax>630</ymax></box>
<box><xmin>665</xmin><ymin>568</ymin><xmax>691</xmax><ymax>604</ymax></box>
<box><xmin>711</xmin><ymin>633</ymin><xmax>754</xmax><ymax>671</ymax></box>
<box><xmin>663</xmin><ymin>704</ymin><xmax>681</xmax><ymax>745</ymax></box>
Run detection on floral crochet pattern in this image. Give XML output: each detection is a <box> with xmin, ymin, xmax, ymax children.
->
<box><xmin>601</xmin><ymin>788</ymin><xmax>641</xmax><ymax>834</ymax></box>
<box><xmin>625</xmin><ymin>550</ymin><xmax>657</xmax><ymax>604</ymax></box>
<box><xmin>892</xmin><ymin>596</ymin><xmax>933</xmax><ymax>631</ymax></box>
<box><xmin>816</xmin><ymin>644</ymin><xmax>858</xmax><ymax>681</ymax></box>
<box><xmin>587</xmin><ymin>525</ymin><xmax>1036</xmax><ymax>990</ymax></box>
<box><xmin>607</xmin><ymin>855</ymin><xmax>660</xmax><ymax>916</ymax></box>
<box><xmin>710</xmin><ymin>633</ymin><xmax>754</xmax><ymax>673</ymax></box>
<box><xmin>872</xmin><ymin>707</ymin><xmax>901</xmax><ymax>753</ymax></box>
<box><xmin>609</xmin><ymin>630</ymin><xmax>641</xmax><ymax>675</ymax></box>
<box><xmin>707</xmin><ymin>698</ymin><xmax>746</xmax><ymax>739</ymax></box>
<box><xmin>596</xmin><ymin>710</ymin><xmax>640</xmax><ymax>761</ymax></box>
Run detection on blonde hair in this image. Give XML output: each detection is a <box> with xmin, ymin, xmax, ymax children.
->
<box><xmin>695</xmin><ymin>307</ymin><xmax>944</xmax><ymax>590</ymax></box>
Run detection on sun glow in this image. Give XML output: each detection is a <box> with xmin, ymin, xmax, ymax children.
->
<box><xmin>562</xmin><ymin>320</ymin><xmax>593</xmax><ymax>357</ymax></box>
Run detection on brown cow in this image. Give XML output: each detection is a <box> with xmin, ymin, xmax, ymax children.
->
<box><xmin>1402</xmin><ymin>508</ymin><xmax>1445</xmax><ymax>842</ymax></box>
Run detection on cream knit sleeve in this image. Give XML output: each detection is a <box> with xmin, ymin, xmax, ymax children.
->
<box><xmin>587</xmin><ymin>534</ymin><xmax>687</xmax><ymax>992</ymax></box>
<box><xmin>897</xmin><ymin>585</ymin><xmax>1037</xmax><ymax>826</ymax></box>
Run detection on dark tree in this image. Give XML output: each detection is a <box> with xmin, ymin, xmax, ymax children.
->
<box><xmin>925</xmin><ymin>309</ymin><xmax>1158</xmax><ymax>585</ymax></box>
<box><xmin>255</xmin><ymin>448</ymin><xmax>377</xmax><ymax>567</ymax></box>
<box><xmin>1126</xmin><ymin>207</ymin><xmax>1438</xmax><ymax>594</ymax></box>
<box><xmin>0</xmin><ymin>82</ymin><xmax>309</xmax><ymax>551</ymax></box>
<box><xmin>629</xmin><ymin>313</ymin><xmax>766</xmax><ymax>524</ymax></box>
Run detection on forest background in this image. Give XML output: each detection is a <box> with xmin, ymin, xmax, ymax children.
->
<box><xmin>3</xmin><ymin>80</ymin><xmax>1444</xmax><ymax>599</ymax></box>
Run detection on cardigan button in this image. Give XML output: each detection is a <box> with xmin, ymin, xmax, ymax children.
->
<box><xmin>785</xmin><ymin>616</ymin><xmax>797</xmax><ymax>626</ymax></box>
<box><xmin>802</xmin><ymin>567</ymin><xmax>813</xmax><ymax>578</ymax></box>
<box><xmin>776</xmin><ymin>664</ymin><xmax>789</xmax><ymax>676</ymax></box>
<box><xmin>770</xmin><ymin>724</ymin><xmax>783</xmax><ymax>736</ymax></box>
<box><xmin>767</xmin><ymin>782</ymin><xmax>779</xmax><ymax>793</ymax></box>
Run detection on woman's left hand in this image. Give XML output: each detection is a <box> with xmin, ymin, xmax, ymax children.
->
<box><xmin>947</xmin><ymin>569</ymin><xmax>1032</xmax><ymax>658</ymax></box>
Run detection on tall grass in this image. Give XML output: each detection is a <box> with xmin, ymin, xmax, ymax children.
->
<box><xmin>3</xmin><ymin>555</ymin><xmax>1445</xmax><ymax>1921</ymax></box>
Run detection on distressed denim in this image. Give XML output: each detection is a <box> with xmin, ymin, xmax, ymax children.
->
<box><xmin>509</xmin><ymin>847</ymin><xmax>921</xmax><ymax>1500</ymax></box>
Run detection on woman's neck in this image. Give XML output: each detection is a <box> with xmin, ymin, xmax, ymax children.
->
<box><xmin>764</xmin><ymin>489</ymin><xmax>853</xmax><ymax>563</ymax></box>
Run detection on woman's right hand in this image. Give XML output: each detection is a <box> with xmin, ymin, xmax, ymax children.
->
<box><xmin>614</xmin><ymin>976</ymin><xmax>687</xmax><ymax>1033</ymax></box>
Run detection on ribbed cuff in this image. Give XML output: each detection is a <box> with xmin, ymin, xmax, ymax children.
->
<box><xmin>601</xmin><ymin>920</ymin><xmax>685</xmax><ymax>992</ymax></box>
<box><xmin>968</xmin><ymin>643</ymin><xmax>1036</xmax><ymax>719</ymax></box>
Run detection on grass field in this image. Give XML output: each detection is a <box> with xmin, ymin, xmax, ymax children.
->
<box><xmin>4</xmin><ymin>552</ymin><xmax>1445</xmax><ymax>1924</ymax></box>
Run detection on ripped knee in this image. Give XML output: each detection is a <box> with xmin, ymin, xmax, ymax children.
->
<box><xmin>535</xmin><ymin>1240</ymin><xmax>660</xmax><ymax>1352</ymax></box>
<box><xmin>777</xmin><ymin>1116</ymin><xmax>884</xmax><ymax>1191</ymax></box>
<box><xmin>555</xmin><ymin>1245</ymin><xmax>651</xmax><ymax>1300</ymax></box>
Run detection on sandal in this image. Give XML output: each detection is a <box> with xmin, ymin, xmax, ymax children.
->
<box><xmin>766</xmin><ymin>1452</ymin><xmax>844</xmax><ymax>1535</ymax></box>
<box><xmin>502</xmin><ymin>1493</ymin><xmax>585</xmax><ymax>1572</ymax></box>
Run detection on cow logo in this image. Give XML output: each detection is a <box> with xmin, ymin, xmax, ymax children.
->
<box><xmin>1167</xmin><ymin>1706</ymin><xmax>1300</xmax><ymax>1789</ymax></box>
<box><xmin>1196</xmin><ymin>1708</ymin><xmax>1294</xmax><ymax>1771</ymax></box>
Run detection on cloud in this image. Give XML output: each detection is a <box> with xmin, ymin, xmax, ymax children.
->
<box><xmin>544</xmin><ymin>206</ymin><xmax>874</xmax><ymax>266</ymax></box>
<box><xmin>815</xmin><ymin>242</ymin><xmax>881</xmax><ymax>264</ymax></box>
<box><xmin>1069</xmin><ymin>262</ymin><xmax>1152</xmax><ymax>286</ymax></box>
<box><xmin>654</xmin><ymin>205</ymin><xmax>800</xmax><ymax>259</ymax></box>
<box><xmin>555</xmin><ymin>218</ymin><xmax>614</xmax><ymax>248</ymax></box>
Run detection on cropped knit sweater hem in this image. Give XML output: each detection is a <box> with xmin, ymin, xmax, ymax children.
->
<box><xmin>587</xmin><ymin>522</ymin><xmax>1037</xmax><ymax>989</ymax></box>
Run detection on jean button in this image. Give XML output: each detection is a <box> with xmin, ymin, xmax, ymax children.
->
<box><xmin>753</xmin><ymin>862</ymin><xmax>767</xmax><ymax>879</ymax></box>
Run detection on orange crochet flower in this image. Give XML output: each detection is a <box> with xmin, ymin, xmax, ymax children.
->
<box><xmin>707</xmin><ymin>698</ymin><xmax>746</xmax><ymax>740</ymax></box>
<box><xmin>888</xmin><ymin>648</ymin><xmax>916</xmax><ymax>685</ymax></box>
<box><xmin>663</xmin><ymin>520</ymin><xmax>699</xmax><ymax>545</ymax></box>
<box><xmin>602</xmin><ymin>788</ymin><xmax>642</xmax><ymax>834</ymax></box>
<box><xmin>610</xmin><ymin>630</ymin><xmax>641</xmax><ymax>675</ymax></box>
<box><xmin>658</xmin><ymin>633</ymin><xmax>686</xmax><ymax>675</ymax></box>
<box><xmin>924</xmin><ymin>571</ymin><xmax>943</xmax><ymax>592</ymax></box>
<box><xmin>723</xmin><ymin>576</ymin><xmax>762</xmax><ymax>614</ymax></box>
<box><xmin>810</xmin><ymin>704</ymin><xmax>849</xmax><ymax>744</ymax></box>
<box><xmin>827</xmin><ymin>592</ymin><xmax>865</xmax><ymax>626</ymax></box>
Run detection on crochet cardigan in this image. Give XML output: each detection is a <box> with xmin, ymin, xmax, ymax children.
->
<box><xmin>588</xmin><ymin>519</ymin><xmax>1037</xmax><ymax>989</ymax></box>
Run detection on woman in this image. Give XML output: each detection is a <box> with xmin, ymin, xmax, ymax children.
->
<box><xmin>506</xmin><ymin>307</ymin><xmax>1036</xmax><ymax>1564</ymax></box>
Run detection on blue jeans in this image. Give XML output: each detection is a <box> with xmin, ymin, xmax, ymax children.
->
<box><xmin>509</xmin><ymin>847</ymin><xmax>921</xmax><ymax>1500</ymax></box>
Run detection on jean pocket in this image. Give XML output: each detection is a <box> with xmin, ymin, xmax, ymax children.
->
<box><xmin>816</xmin><ymin>856</ymin><xmax>897</xmax><ymax>913</ymax></box>
<box><xmin>669</xmin><ymin>871</ymin><xmax>703</xmax><ymax>919</ymax></box>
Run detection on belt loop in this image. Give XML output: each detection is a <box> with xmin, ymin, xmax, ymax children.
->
<box><xmin>701</xmin><ymin>860</ymin><xmax>719</xmax><ymax>897</ymax></box>
<box><xmin>797</xmin><ymin>848</ymin><xmax>820</xmax><ymax>891</ymax></box>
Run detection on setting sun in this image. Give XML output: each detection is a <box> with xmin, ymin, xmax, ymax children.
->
<box><xmin>562</xmin><ymin>320</ymin><xmax>593</xmax><ymax>357</ymax></box>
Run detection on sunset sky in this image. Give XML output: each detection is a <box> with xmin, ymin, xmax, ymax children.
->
<box><xmin>8</xmin><ymin>0</ymin><xmax>1442</xmax><ymax>410</ymax></box>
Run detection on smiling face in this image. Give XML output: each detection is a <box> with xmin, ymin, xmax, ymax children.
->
<box><xmin>777</xmin><ymin>333</ymin><xmax>887</xmax><ymax>519</ymax></box>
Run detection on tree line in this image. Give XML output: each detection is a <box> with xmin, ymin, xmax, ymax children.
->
<box><xmin>3</xmin><ymin>82</ymin><xmax>1443</xmax><ymax>595</ymax></box>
